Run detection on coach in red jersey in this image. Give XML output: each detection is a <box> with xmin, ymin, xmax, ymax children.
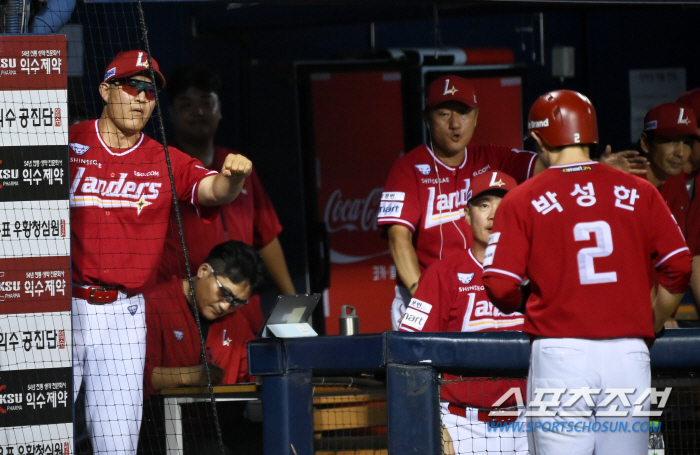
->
<box><xmin>377</xmin><ymin>75</ymin><xmax>541</xmax><ymax>329</ymax></box>
<box><xmin>482</xmin><ymin>90</ymin><xmax>692</xmax><ymax>455</ymax></box>
<box><xmin>399</xmin><ymin>170</ymin><xmax>526</xmax><ymax>455</ymax></box>
<box><xmin>69</xmin><ymin>50</ymin><xmax>253</xmax><ymax>455</ymax></box>
<box><xmin>639</xmin><ymin>102</ymin><xmax>697</xmax><ymax>237</ymax></box>
<box><xmin>158</xmin><ymin>65</ymin><xmax>295</xmax><ymax>334</ymax></box>
<box><xmin>675</xmin><ymin>89</ymin><xmax>700</xmax><ymax>311</ymax></box>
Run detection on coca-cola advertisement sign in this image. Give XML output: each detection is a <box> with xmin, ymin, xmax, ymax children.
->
<box><xmin>311</xmin><ymin>70</ymin><xmax>404</xmax><ymax>334</ymax></box>
<box><xmin>324</xmin><ymin>187</ymin><xmax>387</xmax><ymax>261</ymax></box>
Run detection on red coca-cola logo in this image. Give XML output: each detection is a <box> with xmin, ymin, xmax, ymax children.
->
<box><xmin>323</xmin><ymin>188</ymin><xmax>383</xmax><ymax>233</ymax></box>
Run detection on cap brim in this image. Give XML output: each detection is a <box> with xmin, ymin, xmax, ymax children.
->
<box><xmin>467</xmin><ymin>187</ymin><xmax>509</xmax><ymax>204</ymax></box>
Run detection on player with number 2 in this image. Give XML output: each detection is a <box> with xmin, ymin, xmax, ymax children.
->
<box><xmin>482</xmin><ymin>90</ymin><xmax>692</xmax><ymax>455</ymax></box>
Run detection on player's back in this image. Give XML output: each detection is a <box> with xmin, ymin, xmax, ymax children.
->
<box><xmin>487</xmin><ymin>161</ymin><xmax>687</xmax><ymax>340</ymax></box>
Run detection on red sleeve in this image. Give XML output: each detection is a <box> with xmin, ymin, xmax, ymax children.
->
<box><xmin>249</xmin><ymin>170</ymin><xmax>283</xmax><ymax>248</ymax></box>
<box><xmin>169</xmin><ymin>146</ymin><xmax>219</xmax><ymax>220</ymax></box>
<box><xmin>377</xmin><ymin>156</ymin><xmax>421</xmax><ymax>233</ymax></box>
<box><xmin>398</xmin><ymin>263</ymin><xmax>448</xmax><ymax>332</ymax></box>
<box><xmin>490</xmin><ymin>145</ymin><xmax>538</xmax><ymax>184</ymax></box>
<box><xmin>483</xmin><ymin>275</ymin><xmax>522</xmax><ymax>314</ymax></box>
<box><xmin>649</xmin><ymin>186</ymin><xmax>693</xmax><ymax>293</ymax></box>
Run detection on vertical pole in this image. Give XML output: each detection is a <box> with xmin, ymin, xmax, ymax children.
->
<box><xmin>387</xmin><ymin>364</ymin><xmax>441</xmax><ymax>455</ymax></box>
<box><xmin>262</xmin><ymin>370</ymin><xmax>314</xmax><ymax>455</ymax></box>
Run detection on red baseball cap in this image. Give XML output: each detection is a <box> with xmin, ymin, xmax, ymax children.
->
<box><xmin>677</xmin><ymin>89</ymin><xmax>700</xmax><ymax>121</ymax></box>
<box><xmin>103</xmin><ymin>50</ymin><xmax>166</xmax><ymax>88</ymax></box>
<box><xmin>644</xmin><ymin>102</ymin><xmax>699</xmax><ymax>138</ymax></box>
<box><xmin>426</xmin><ymin>75</ymin><xmax>478</xmax><ymax>110</ymax></box>
<box><xmin>467</xmin><ymin>170</ymin><xmax>517</xmax><ymax>204</ymax></box>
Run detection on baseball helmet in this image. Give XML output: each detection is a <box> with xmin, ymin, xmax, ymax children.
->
<box><xmin>528</xmin><ymin>90</ymin><xmax>598</xmax><ymax>148</ymax></box>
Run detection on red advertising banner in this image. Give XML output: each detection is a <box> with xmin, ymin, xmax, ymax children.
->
<box><xmin>0</xmin><ymin>35</ymin><xmax>67</xmax><ymax>90</ymax></box>
<box><xmin>312</xmin><ymin>71</ymin><xmax>405</xmax><ymax>334</ymax></box>
<box><xmin>0</xmin><ymin>256</ymin><xmax>70</xmax><ymax>314</ymax></box>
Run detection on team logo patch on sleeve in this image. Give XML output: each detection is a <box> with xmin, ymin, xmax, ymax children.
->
<box><xmin>401</xmin><ymin>307</ymin><xmax>428</xmax><ymax>331</ymax></box>
<box><xmin>173</xmin><ymin>330</ymin><xmax>184</xmax><ymax>341</ymax></box>
<box><xmin>408</xmin><ymin>298</ymin><xmax>432</xmax><ymax>314</ymax></box>
<box><xmin>457</xmin><ymin>273</ymin><xmax>474</xmax><ymax>284</ymax></box>
<box><xmin>378</xmin><ymin>201</ymin><xmax>403</xmax><ymax>217</ymax></box>
<box><xmin>69</xmin><ymin>143</ymin><xmax>90</xmax><ymax>155</ymax></box>
<box><xmin>415</xmin><ymin>164</ymin><xmax>431</xmax><ymax>175</ymax></box>
<box><xmin>381</xmin><ymin>191</ymin><xmax>405</xmax><ymax>201</ymax></box>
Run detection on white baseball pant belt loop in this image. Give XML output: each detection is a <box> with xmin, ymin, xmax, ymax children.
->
<box><xmin>72</xmin><ymin>284</ymin><xmax>146</xmax><ymax>455</ymax></box>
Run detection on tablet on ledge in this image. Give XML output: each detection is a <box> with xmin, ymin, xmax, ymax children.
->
<box><xmin>258</xmin><ymin>293</ymin><xmax>321</xmax><ymax>338</ymax></box>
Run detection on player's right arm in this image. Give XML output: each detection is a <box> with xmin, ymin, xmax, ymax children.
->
<box><xmin>388</xmin><ymin>224</ymin><xmax>421</xmax><ymax>295</ymax></box>
<box><xmin>151</xmin><ymin>364</ymin><xmax>225</xmax><ymax>390</ymax></box>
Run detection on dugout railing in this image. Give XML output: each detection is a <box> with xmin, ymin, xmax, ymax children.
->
<box><xmin>247</xmin><ymin>329</ymin><xmax>700</xmax><ymax>455</ymax></box>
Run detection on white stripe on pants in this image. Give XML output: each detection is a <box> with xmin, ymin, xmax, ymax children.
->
<box><xmin>72</xmin><ymin>294</ymin><xmax>146</xmax><ymax>455</ymax></box>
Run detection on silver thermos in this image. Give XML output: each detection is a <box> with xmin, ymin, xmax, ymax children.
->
<box><xmin>339</xmin><ymin>305</ymin><xmax>360</xmax><ymax>336</ymax></box>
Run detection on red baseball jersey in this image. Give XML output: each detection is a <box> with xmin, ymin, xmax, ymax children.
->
<box><xmin>159</xmin><ymin>146</ymin><xmax>283</xmax><ymax>332</ymax></box>
<box><xmin>399</xmin><ymin>249</ymin><xmax>526</xmax><ymax>408</ymax></box>
<box><xmin>641</xmin><ymin>172</ymin><xmax>691</xmax><ymax>238</ymax></box>
<box><xmin>377</xmin><ymin>144</ymin><xmax>537</xmax><ymax>270</ymax></box>
<box><xmin>399</xmin><ymin>248</ymin><xmax>525</xmax><ymax>409</ymax></box>
<box><xmin>483</xmin><ymin>161</ymin><xmax>691</xmax><ymax>340</ymax></box>
<box><xmin>685</xmin><ymin>170</ymin><xmax>700</xmax><ymax>256</ymax></box>
<box><xmin>69</xmin><ymin>120</ymin><xmax>217</xmax><ymax>293</ymax></box>
<box><xmin>143</xmin><ymin>280</ymin><xmax>254</xmax><ymax>396</ymax></box>
<box><xmin>398</xmin><ymin>248</ymin><xmax>523</xmax><ymax>333</ymax></box>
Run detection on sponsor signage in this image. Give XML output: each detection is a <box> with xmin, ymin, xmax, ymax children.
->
<box><xmin>0</xmin><ymin>34</ymin><xmax>71</xmax><ymax>447</ymax></box>
<box><xmin>0</xmin><ymin>200</ymin><xmax>70</xmax><ymax>258</ymax></box>
<box><xmin>0</xmin><ymin>256</ymin><xmax>70</xmax><ymax>314</ymax></box>
<box><xmin>0</xmin><ymin>146</ymin><xmax>69</xmax><ymax>201</ymax></box>
<box><xmin>0</xmin><ymin>367</ymin><xmax>72</xmax><ymax>427</ymax></box>
<box><xmin>0</xmin><ymin>312</ymin><xmax>71</xmax><ymax>371</ymax></box>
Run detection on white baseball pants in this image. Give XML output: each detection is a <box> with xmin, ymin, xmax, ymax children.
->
<box><xmin>72</xmin><ymin>293</ymin><xmax>146</xmax><ymax>455</ymax></box>
<box><xmin>441</xmin><ymin>403</ymin><xmax>528</xmax><ymax>455</ymax></box>
<box><xmin>528</xmin><ymin>338</ymin><xmax>650</xmax><ymax>455</ymax></box>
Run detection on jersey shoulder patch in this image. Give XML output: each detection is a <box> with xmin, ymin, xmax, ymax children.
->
<box><xmin>70</xmin><ymin>142</ymin><xmax>90</xmax><ymax>155</ymax></box>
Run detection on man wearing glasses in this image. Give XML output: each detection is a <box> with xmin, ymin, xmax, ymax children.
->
<box><xmin>141</xmin><ymin>240</ymin><xmax>268</xmax><ymax>454</ymax></box>
<box><xmin>143</xmin><ymin>240</ymin><xmax>267</xmax><ymax>392</ymax></box>
<box><xmin>69</xmin><ymin>50</ymin><xmax>253</xmax><ymax>454</ymax></box>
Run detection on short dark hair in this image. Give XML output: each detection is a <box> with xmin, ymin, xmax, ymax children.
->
<box><xmin>205</xmin><ymin>241</ymin><xmax>269</xmax><ymax>295</ymax></box>
<box><xmin>167</xmin><ymin>64</ymin><xmax>222</xmax><ymax>101</ymax></box>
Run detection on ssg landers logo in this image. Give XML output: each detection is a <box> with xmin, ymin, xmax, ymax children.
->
<box><xmin>70</xmin><ymin>167</ymin><xmax>162</xmax><ymax>214</ymax></box>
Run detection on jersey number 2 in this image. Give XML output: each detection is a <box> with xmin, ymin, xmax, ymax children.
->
<box><xmin>574</xmin><ymin>221</ymin><xmax>618</xmax><ymax>285</ymax></box>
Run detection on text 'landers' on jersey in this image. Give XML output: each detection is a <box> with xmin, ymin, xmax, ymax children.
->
<box><xmin>399</xmin><ymin>249</ymin><xmax>523</xmax><ymax>333</ymax></box>
<box><xmin>376</xmin><ymin>144</ymin><xmax>537</xmax><ymax>269</ymax></box>
<box><xmin>68</xmin><ymin>120</ymin><xmax>216</xmax><ymax>292</ymax></box>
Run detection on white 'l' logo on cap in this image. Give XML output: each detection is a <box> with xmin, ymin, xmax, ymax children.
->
<box><xmin>489</xmin><ymin>172</ymin><xmax>505</xmax><ymax>187</ymax></box>
<box><xmin>135</xmin><ymin>52</ymin><xmax>149</xmax><ymax>68</ymax></box>
<box><xmin>678</xmin><ymin>107</ymin><xmax>691</xmax><ymax>125</ymax></box>
<box><xmin>443</xmin><ymin>79</ymin><xmax>458</xmax><ymax>96</ymax></box>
